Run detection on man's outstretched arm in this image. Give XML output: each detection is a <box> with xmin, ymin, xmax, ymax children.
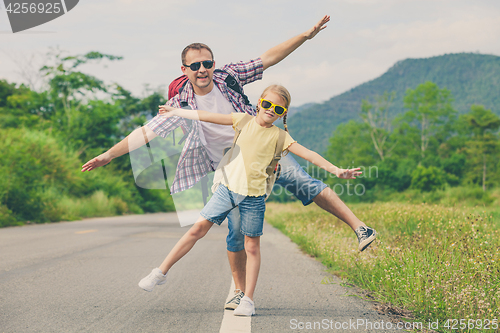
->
<box><xmin>260</xmin><ymin>15</ymin><xmax>330</xmax><ymax>71</ymax></box>
<box><xmin>81</xmin><ymin>125</ymin><xmax>157</xmax><ymax>172</ymax></box>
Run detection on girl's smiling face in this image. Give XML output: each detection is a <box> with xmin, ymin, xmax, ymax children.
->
<box><xmin>256</xmin><ymin>91</ymin><xmax>287</xmax><ymax>127</ymax></box>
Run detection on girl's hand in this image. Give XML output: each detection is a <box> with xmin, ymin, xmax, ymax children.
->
<box><xmin>336</xmin><ymin>168</ymin><xmax>362</xmax><ymax>179</ymax></box>
<box><xmin>158</xmin><ymin>105</ymin><xmax>177</xmax><ymax>118</ymax></box>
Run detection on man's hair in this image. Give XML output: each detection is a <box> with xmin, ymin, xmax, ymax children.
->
<box><xmin>181</xmin><ymin>43</ymin><xmax>214</xmax><ymax>65</ymax></box>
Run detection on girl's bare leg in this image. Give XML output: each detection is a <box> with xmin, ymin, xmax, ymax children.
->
<box><xmin>158</xmin><ymin>216</ymin><xmax>213</xmax><ymax>274</ymax></box>
<box><xmin>243</xmin><ymin>236</ymin><xmax>260</xmax><ymax>300</ymax></box>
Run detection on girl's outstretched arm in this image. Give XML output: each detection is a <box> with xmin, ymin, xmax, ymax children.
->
<box><xmin>158</xmin><ymin>105</ymin><xmax>233</xmax><ymax>125</ymax></box>
<box><xmin>287</xmin><ymin>143</ymin><xmax>362</xmax><ymax>179</ymax></box>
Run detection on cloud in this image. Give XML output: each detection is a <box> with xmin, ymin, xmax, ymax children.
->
<box><xmin>0</xmin><ymin>0</ymin><xmax>499</xmax><ymax>107</ymax></box>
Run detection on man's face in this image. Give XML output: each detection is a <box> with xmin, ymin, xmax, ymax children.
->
<box><xmin>181</xmin><ymin>48</ymin><xmax>215</xmax><ymax>95</ymax></box>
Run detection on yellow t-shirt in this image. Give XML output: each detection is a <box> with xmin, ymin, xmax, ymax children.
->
<box><xmin>221</xmin><ymin>113</ymin><xmax>296</xmax><ymax>196</ymax></box>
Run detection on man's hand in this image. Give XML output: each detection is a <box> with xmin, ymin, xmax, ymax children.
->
<box><xmin>336</xmin><ymin>168</ymin><xmax>362</xmax><ymax>179</ymax></box>
<box><xmin>304</xmin><ymin>15</ymin><xmax>330</xmax><ymax>40</ymax></box>
<box><xmin>81</xmin><ymin>152</ymin><xmax>112</xmax><ymax>172</ymax></box>
<box><xmin>261</xmin><ymin>14</ymin><xmax>331</xmax><ymax>70</ymax></box>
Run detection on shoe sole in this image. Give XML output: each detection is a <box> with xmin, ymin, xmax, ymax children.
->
<box><xmin>138</xmin><ymin>283</ymin><xmax>154</xmax><ymax>292</ymax></box>
<box><xmin>138</xmin><ymin>278</ymin><xmax>167</xmax><ymax>292</ymax></box>
<box><xmin>224</xmin><ymin>303</ymin><xmax>238</xmax><ymax>310</ymax></box>
<box><xmin>233</xmin><ymin>311</ymin><xmax>255</xmax><ymax>316</ymax></box>
<box><xmin>359</xmin><ymin>232</ymin><xmax>377</xmax><ymax>252</ymax></box>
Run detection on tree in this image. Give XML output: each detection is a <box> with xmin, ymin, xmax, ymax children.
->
<box><xmin>0</xmin><ymin>79</ymin><xmax>51</xmax><ymax>129</ymax></box>
<box><xmin>461</xmin><ymin>105</ymin><xmax>500</xmax><ymax>191</ymax></box>
<box><xmin>40</xmin><ymin>50</ymin><xmax>122</xmax><ymax>120</ymax></box>
<box><xmin>400</xmin><ymin>82</ymin><xmax>456</xmax><ymax>160</ymax></box>
<box><xmin>324</xmin><ymin>120</ymin><xmax>378</xmax><ymax>169</ymax></box>
<box><xmin>360</xmin><ymin>91</ymin><xmax>397</xmax><ymax>161</ymax></box>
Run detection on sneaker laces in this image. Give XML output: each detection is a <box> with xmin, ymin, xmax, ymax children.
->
<box><xmin>357</xmin><ymin>226</ymin><xmax>368</xmax><ymax>239</ymax></box>
<box><xmin>228</xmin><ymin>290</ymin><xmax>243</xmax><ymax>302</ymax></box>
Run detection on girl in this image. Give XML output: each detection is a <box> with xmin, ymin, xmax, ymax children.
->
<box><xmin>138</xmin><ymin>85</ymin><xmax>364</xmax><ymax>316</ymax></box>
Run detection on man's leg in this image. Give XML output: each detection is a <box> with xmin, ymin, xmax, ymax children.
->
<box><xmin>224</xmin><ymin>207</ymin><xmax>247</xmax><ymax>310</ymax></box>
<box><xmin>227</xmin><ymin>249</ymin><xmax>246</xmax><ymax>292</ymax></box>
<box><xmin>275</xmin><ymin>154</ymin><xmax>376</xmax><ymax>250</ymax></box>
<box><xmin>312</xmin><ymin>187</ymin><xmax>365</xmax><ymax>231</ymax></box>
<box><xmin>226</xmin><ymin>208</ymin><xmax>246</xmax><ymax>292</ymax></box>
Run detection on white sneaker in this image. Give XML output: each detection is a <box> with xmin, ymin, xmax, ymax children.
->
<box><xmin>233</xmin><ymin>296</ymin><xmax>255</xmax><ymax>316</ymax></box>
<box><xmin>138</xmin><ymin>268</ymin><xmax>167</xmax><ymax>292</ymax></box>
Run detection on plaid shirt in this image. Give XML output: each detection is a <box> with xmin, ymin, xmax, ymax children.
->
<box><xmin>146</xmin><ymin>58</ymin><xmax>263</xmax><ymax>194</ymax></box>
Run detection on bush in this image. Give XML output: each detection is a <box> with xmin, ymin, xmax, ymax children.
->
<box><xmin>411</xmin><ymin>165</ymin><xmax>446</xmax><ymax>192</ymax></box>
<box><xmin>440</xmin><ymin>186</ymin><xmax>494</xmax><ymax>206</ymax></box>
<box><xmin>0</xmin><ymin>204</ymin><xmax>20</xmax><ymax>228</ymax></box>
<box><xmin>0</xmin><ymin>128</ymin><xmax>160</xmax><ymax>226</ymax></box>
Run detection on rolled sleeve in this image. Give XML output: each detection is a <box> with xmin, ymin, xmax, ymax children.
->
<box><xmin>222</xmin><ymin>58</ymin><xmax>264</xmax><ymax>86</ymax></box>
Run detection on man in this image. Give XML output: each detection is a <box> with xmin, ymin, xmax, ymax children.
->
<box><xmin>81</xmin><ymin>15</ymin><xmax>376</xmax><ymax>310</ymax></box>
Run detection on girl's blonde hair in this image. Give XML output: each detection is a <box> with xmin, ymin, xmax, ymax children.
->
<box><xmin>259</xmin><ymin>85</ymin><xmax>291</xmax><ymax>133</ymax></box>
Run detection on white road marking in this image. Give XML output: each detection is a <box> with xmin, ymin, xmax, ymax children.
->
<box><xmin>219</xmin><ymin>279</ymin><xmax>251</xmax><ymax>333</ymax></box>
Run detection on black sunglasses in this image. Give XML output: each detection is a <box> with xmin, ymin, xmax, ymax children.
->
<box><xmin>183</xmin><ymin>60</ymin><xmax>214</xmax><ymax>71</ymax></box>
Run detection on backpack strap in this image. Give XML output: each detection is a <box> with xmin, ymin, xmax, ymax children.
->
<box><xmin>220</xmin><ymin>114</ymin><xmax>252</xmax><ymax>176</ymax></box>
<box><xmin>214</xmin><ymin>114</ymin><xmax>252</xmax><ymax>189</ymax></box>
<box><xmin>266</xmin><ymin>129</ymin><xmax>286</xmax><ymax>185</ymax></box>
<box><xmin>170</xmin><ymin>70</ymin><xmax>251</xmax><ymax>106</ymax></box>
<box><xmin>264</xmin><ymin>129</ymin><xmax>287</xmax><ymax>199</ymax></box>
<box><xmin>215</xmin><ymin>69</ymin><xmax>251</xmax><ymax>106</ymax></box>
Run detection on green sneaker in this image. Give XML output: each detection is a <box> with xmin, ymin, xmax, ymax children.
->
<box><xmin>224</xmin><ymin>289</ymin><xmax>244</xmax><ymax>310</ymax></box>
<box><xmin>355</xmin><ymin>226</ymin><xmax>377</xmax><ymax>251</ymax></box>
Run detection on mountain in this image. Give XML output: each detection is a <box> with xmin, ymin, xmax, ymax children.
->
<box><xmin>288</xmin><ymin>53</ymin><xmax>500</xmax><ymax>155</ymax></box>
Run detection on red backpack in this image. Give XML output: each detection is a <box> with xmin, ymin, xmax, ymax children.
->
<box><xmin>168</xmin><ymin>75</ymin><xmax>189</xmax><ymax>100</ymax></box>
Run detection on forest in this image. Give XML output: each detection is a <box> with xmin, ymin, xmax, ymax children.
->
<box><xmin>0</xmin><ymin>51</ymin><xmax>174</xmax><ymax>227</ymax></box>
<box><xmin>1</xmin><ymin>51</ymin><xmax>499</xmax><ymax>227</ymax></box>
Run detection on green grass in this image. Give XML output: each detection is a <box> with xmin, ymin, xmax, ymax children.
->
<box><xmin>265</xmin><ymin>201</ymin><xmax>500</xmax><ymax>332</ymax></box>
<box><xmin>41</xmin><ymin>190</ymin><xmax>130</xmax><ymax>222</ymax></box>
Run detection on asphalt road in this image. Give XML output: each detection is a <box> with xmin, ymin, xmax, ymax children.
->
<box><xmin>0</xmin><ymin>211</ymin><xmax>391</xmax><ymax>333</ymax></box>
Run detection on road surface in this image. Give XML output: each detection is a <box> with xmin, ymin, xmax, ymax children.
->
<box><xmin>0</xmin><ymin>211</ymin><xmax>391</xmax><ymax>332</ymax></box>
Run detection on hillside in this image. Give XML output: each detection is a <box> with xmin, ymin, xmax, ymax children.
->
<box><xmin>288</xmin><ymin>53</ymin><xmax>500</xmax><ymax>155</ymax></box>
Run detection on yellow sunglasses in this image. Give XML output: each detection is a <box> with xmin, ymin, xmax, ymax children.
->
<box><xmin>259</xmin><ymin>99</ymin><xmax>288</xmax><ymax>116</ymax></box>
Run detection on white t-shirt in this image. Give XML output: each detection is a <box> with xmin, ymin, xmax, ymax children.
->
<box><xmin>195</xmin><ymin>86</ymin><xmax>236</xmax><ymax>165</ymax></box>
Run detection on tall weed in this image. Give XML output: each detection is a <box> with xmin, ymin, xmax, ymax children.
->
<box><xmin>266</xmin><ymin>202</ymin><xmax>500</xmax><ymax>332</ymax></box>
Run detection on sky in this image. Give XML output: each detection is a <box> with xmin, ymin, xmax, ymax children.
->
<box><xmin>0</xmin><ymin>0</ymin><xmax>499</xmax><ymax>106</ymax></box>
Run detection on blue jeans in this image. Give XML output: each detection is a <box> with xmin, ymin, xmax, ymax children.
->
<box><xmin>226</xmin><ymin>154</ymin><xmax>327</xmax><ymax>252</ymax></box>
<box><xmin>201</xmin><ymin>185</ymin><xmax>266</xmax><ymax>239</ymax></box>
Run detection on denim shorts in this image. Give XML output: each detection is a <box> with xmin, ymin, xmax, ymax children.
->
<box><xmin>226</xmin><ymin>154</ymin><xmax>328</xmax><ymax>252</ymax></box>
<box><xmin>200</xmin><ymin>185</ymin><xmax>265</xmax><ymax>238</ymax></box>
